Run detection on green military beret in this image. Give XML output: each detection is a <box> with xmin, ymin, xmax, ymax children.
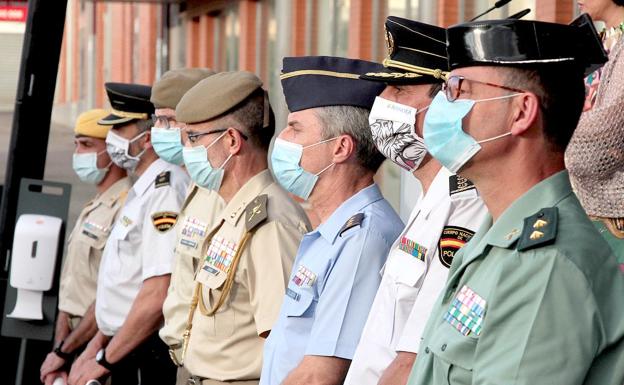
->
<box><xmin>151</xmin><ymin>68</ymin><xmax>216</xmax><ymax>109</ymax></box>
<box><xmin>176</xmin><ymin>71</ymin><xmax>263</xmax><ymax>124</ymax></box>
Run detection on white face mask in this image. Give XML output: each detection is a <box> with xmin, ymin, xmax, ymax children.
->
<box><xmin>368</xmin><ymin>96</ymin><xmax>429</xmax><ymax>172</ymax></box>
<box><xmin>105</xmin><ymin>130</ymin><xmax>147</xmax><ymax>172</ymax></box>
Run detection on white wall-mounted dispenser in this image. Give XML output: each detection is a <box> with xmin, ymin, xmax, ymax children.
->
<box><xmin>7</xmin><ymin>214</ymin><xmax>63</xmax><ymax>320</ymax></box>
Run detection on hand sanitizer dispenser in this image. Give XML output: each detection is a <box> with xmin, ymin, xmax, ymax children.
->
<box><xmin>7</xmin><ymin>214</ymin><xmax>63</xmax><ymax>320</ymax></box>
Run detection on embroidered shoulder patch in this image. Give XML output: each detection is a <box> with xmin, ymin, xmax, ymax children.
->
<box><xmin>339</xmin><ymin>213</ymin><xmax>365</xmax><ymax>237</ymax></box>
<box><xmin>151</xmin><ymin>211</ymin><xmax>178</xmax><ymax>232</ymax></box>
<box><xmin>155</xmin><ymin>171</ymin><xmax>171</xmax><ymax>189</ymax></box>
<box><xmin>449</xmin><ymin>175</ymin><xmax>475</xmax><ymax>196</ymax></box>
<box><xmin>438</xmin><ymin>226</ymin><xmax>475</xmax><ymax>268</ymax></box>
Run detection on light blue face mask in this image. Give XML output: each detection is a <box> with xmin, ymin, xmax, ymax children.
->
<box><xmin>72</xmin><ymin>150</ymin><xmax>110</xmax><ymax>185</ymax></box>
<box><xmin>270</xmin><ymin>137</ymin><xmax>337</xmax><ymax>200</ymax></box>
<box><xmin>151</xmin><ymin>127</ymin><xmax>184</xmax><ymax>165</ymax></box>
<box><xmin>423</xmin><ymin>91</ymin><xmax>519</xmax><ymax>173</ymax></box>
<box><xmin>182</xmin><ymin>132</ymin><xmax>231</xmax><ymax>190</ymax></box>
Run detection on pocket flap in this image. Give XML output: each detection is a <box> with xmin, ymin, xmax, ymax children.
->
<box><xmin>385</xmin><ymin>252</ymin><xmax>426</xmax><ymax>287</ymax></box>
<box><xmin>196</xmin><ymin>262</ymin><xmax>228</xmax><ymax>289</ymax></box>
<box><xmin>429</xmin><ymin>325</ymin><xmax>478</xmax><ymax>371</ymax></box>
<box><xmin>284</xmin><ymin>289</ymin><xmax>314</xmax><ymax>317</ymax></box>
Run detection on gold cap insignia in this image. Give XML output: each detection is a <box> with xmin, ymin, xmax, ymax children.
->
<box><xmin>384</xmin><ymin>24</ymin><xmax>395</xmax><ymax>56</ymax></box>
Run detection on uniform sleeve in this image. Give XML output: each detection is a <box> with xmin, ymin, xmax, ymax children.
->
<box><xmin>140</xmin><ymin>184</ymin><xmax>186</xmax><ymax>280</ymax></box>
<box><xmin>246</xmin><ymin>220</ymin><xmax>303</xmax><ymax>335</ymax></box>
<box><xmin>470</xmin><ymin>252</ymin><xmax>600</xmax><ymax>385</ymax></box>
<box><xmin>397</xmin><ymin>196</ymin><xmax>487</xmax><ymax>353</ymax></box>
<box><xmin>305</xmin><ymin>227</ymin><xmax>390</xmax><ymax>359</ymax></box>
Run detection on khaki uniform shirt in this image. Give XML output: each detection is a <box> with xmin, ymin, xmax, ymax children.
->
<box><xmin>58</xmin><ymin>177</ymin><xmax>131</xmax><ymax>317</ymax></box>
<box><xmin>159</xmin><ymin>185</ymin><xmax>225</xmax><ymax>358</ymax></box>
<box><xmin>184</xmin><ymin>170</ymin><xmax>311</xmax><ymax>381</ymax></box>
<box><xmin>407</xmin><ymin>171</ymin><xmax>624</xmax><ymax>385</ymax></box>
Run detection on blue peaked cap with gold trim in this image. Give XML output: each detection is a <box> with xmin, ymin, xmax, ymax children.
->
<box><xmin>99</xmin><ymin>82</ymin><xmax>154</xmax><ymax>125</ymax></box>
<box><xmin>280</xmin><ymin>56</ymin><xmax>385</xmax><ymax>112</ymax></box>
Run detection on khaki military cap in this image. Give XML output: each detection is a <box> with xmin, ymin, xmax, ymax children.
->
<box><xmin>176</xmin><ymin>71</ymin><xmax>263</xmax><ymax>124</ymax></box>
<box><xmin>74</xmin><ymin>109</ymin><xmax>111</xmax><ymax>139</ymax></box>
<box><xmin>151</xmin><ymin>68</ymin><xmax>216</xmax><ymax>109</ymax></box>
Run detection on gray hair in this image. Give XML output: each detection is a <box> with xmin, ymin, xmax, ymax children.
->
<box><xmin>314</xmin><ymin>105</ymin><xmax>385</xmax><ymax>172</ymax></box>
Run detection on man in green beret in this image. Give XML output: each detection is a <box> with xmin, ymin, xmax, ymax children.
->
<box><xmin>39</xmin><ymin>109</ymin><xmax>131</xmax><ymax>385</ymax></box>
<box><xmin>175</xmin><ymin>71</ymin><xmax>311</xmax><ymax>385</ymax></box>
<box><xmin>150</xmin><ymin>68</ymin><xmax>226</xmax><ymax>385</ymax></box>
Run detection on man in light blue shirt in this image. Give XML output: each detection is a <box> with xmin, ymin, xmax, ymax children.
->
<box><xmin>261</xmin><ymin>56</ymin><xmax>404</xmax><ymax>385</ymax></box>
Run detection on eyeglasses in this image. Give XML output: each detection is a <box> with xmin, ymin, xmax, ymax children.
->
<box><xmin>151</xmin><ymin>114</ymin><xmax>173</xmax><ymax>129</ymax></box>
<box><xmin>186</xmin><ymin>128</ymin><xmax>249</xmax><ymax>144</ymax></box>
<box><xmin>443</xmin><ymin>75</ymin><xmax>526</xmax><ymax>102</ymax></box>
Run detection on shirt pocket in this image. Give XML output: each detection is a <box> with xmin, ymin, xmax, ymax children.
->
<box><xmin>429</xmin><ymin>327</ymin><xmax>478</xmax><ymax>385</ymax></box>
<box><xmin>283</xmin><ymin>289</ymin><xmax>316</xmax><ymax>335</ymax></box>
<box><xmin>198</xmin><ymin>269</ymin><xmax>235</xmax><ymax>338</ymax></box>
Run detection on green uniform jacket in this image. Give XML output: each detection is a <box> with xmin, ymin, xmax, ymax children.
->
<box><xmin>407</xmin><ymin>171</ymin><xmax>624</xmax><ymax>385</ymax></box>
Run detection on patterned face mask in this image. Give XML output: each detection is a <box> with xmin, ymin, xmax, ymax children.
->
<box><xmin>368</xmin><ymin>96</ymin><xmax>428</xmax><ymax>172</ymax></box>
<box><xmin>105</xmin><ymin>130</ymin><xmax>147</xmax><ymax>172</ymax></box>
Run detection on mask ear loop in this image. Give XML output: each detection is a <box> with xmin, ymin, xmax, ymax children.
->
<box><xmin>96</xmin><ymin>149</ymin><xmax>113</xmax><ymax>170</ymax></box>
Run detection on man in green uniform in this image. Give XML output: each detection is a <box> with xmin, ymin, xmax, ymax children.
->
<box><xmin>407</xmin><ymin>17</ymin><xmax>624</xmax><ymax>385</ymax></box>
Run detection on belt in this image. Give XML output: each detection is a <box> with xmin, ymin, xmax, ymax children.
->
<box><xmin>187</xmin><ymin>376</ymin><xmax>259</xmax><ymax>385</ymax></box>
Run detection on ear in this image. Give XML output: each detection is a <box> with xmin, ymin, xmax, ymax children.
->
<box><xmin>142</xmin><ymin>130</ymin><xmax>153</xmax><ymax>150</ymax></box>
<box><xmin>332</xmin><ymin>134</ymin><xmax>355</xmax><ymax>164</ymax></box>
<box><xmin>225</xmin><ymin>127</ymin><xmax>244</xmax><ymax>155</ymax></box>
<box><xmin>510</xmin><ymin>92</ymin><xmax>540</xmax><ymax>136</ymax></box>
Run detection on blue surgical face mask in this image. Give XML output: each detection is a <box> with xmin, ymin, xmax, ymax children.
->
<box><xmin>72</xmin><ymin>150</ymin><xmax>111</xmax><ymax>185</ymax></box>
<box><xmin>182</xmin><ymin>132</ymin><xmax>231</xmax><ymax>190</ymax></box>
<box><xmin>423</xmin><ymin>91</ymin><xmax>520</xmax><ymax>173</ymax></box>
<box><xmin>151</xmin><ymin>126</ymin><xmax>184</xmax><ymax>165</ymax></box>
<box><xmin>270</xmin><ymin>137</ymin><xmax>337</xmax><ymax>200</ymax></box>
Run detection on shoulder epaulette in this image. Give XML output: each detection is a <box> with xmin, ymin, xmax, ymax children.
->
<box><xmin>245</xmin><ymin>194</ymin><xmax>268</xmax><ymax>232</ymax></box>
<box><xmin>516</xmin><ymin>207</ymin><xmax>558</xmax><ymax>252</ymax></box>
<box><xmin>339</xmin><ymin>213</ymin><xmax>365</xmax><ymax>237</ymax></box>
<box><xmin>155</xmin><ymin>171</ymin><xmax>171</xmax><ymax>188</ymax></box>
<box><xmin>449</xmin><ymin>175</ymin><xmax>476</xmax><ymax>196</ymax></box>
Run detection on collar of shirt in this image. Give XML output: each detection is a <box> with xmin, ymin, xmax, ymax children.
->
<box><xmin>408</xmin><ymin>167</ymin><xmax>453</xmax><ymax>224</ymax></box>
<box><xmin>95</xmin><ymin>176</ymin><xmax>132</xmax><ymax>208</ymax></box>
<box><xmin>219</xmin><ymin>169</ymin><xmax>274</xmax><ymax>227</ymax></box>
<box><xmin>461</xmin><ymin>170</ymin><xmax>573</xmax><ymax>265</ymax></box>
<box><xmin>315</xmin><ymin>183</ymin><xmax>384</xmax><ymax>244</ymax></box>
<box><xmin>130</xmin><ymin>158</ymin><xmax>170</xmax><ymax>198</ymax></box>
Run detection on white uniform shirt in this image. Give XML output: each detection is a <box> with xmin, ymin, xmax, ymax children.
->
<box><xmin>344</xmin><ymin>167</ymin><xmax>488</xmax><ymax>385</ymax></box>
<box><xmin>96</xmin><ymin>159</ymin><xmax>189</xmax><ymax>335</ymax></box>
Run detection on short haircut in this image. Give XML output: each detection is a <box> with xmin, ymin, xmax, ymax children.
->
<box><xmin>314</xmin><ymin>105</ymin><xmax>385</xmax><ymax>172</ymax></box>
<box><xmin>112</xmin><ymin>118</ymin><xmax>151</xmax><ymax>133</ymax></box>
<box><xmin>503</xmin><ymin>65</ymin><xmax>585</xmax><ymax>152</ymax></box>
<box><xmin>211</xmin><ymin>88</ymin><xmax>274</xmax><ymax>151</ymax></box>
<box><xmin>614</xmin><ymin>0</ymin><xmax>624</xmax><ymax>6</ymax></box>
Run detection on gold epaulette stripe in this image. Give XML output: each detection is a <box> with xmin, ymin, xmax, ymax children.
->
<box><xmin>280</xmin><ymin>69</ymin><xmax>361</xmax><ymax>80</ymax></box>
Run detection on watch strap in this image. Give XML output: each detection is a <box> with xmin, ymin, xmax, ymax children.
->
<box><xmin>53</xmin><ymin>340</ymin><xmax>74</xmax><ymax>361</ymax></box>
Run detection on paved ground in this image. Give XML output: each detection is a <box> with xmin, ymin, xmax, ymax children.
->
<box><xmin>0</xmin><ymin>111</ymin><xmax>94</xmax><ymax>232</ymax></box>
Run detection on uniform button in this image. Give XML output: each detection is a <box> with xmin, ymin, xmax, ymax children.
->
<box><xmin>425</xmin><ymin>347</ymin><xmax>430</xmax><ymax>354</ymax></box>
<box><xmin>441</xmin><ymin>344</ymin><xmax>447</xmax><ymax>351</ymax></box>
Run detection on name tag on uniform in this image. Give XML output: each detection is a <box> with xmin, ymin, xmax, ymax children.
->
<box><xmin>443</xmin><ymin>285</ymin><xmax>486</xmax><ymax>336</ymax></box>
<box><xmin>292</xmin><ymin>265</ymin><xmax>316</xmax><ymax>288</ymax></box>
<box><xmin>286</xmin><ymin>287</ymin><xmax>301</xmax><ymax>301</ymax></box>
<box><xmin>398</xmin><ymin>236</ymin><xmax>427</xmax><ymax>261</ymax></box>
<box><xmin>204</xmin><ymin>235</ymin><xmax>238</xmax><ymax>273</ymax></box>
<box><xmin>120</xmin><ymin>215</ymin><xmax>133</xmax><ymax>227</ymax></box>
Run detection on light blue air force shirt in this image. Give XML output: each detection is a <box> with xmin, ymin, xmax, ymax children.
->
<box><xmin>260</xmin><ymin>184</ymin><xmax>404</xmax><ymax>385</ymax></box>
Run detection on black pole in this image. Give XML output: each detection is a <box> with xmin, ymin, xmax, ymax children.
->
<box><xmin>0</xmin><ymin>1</ymin><xmax>68</xmax><ymax>384</ymax></box>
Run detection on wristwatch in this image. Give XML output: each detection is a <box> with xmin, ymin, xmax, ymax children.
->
<box><xmin>95</xmin><ymin>348</ymin><xmax>115</xmax><ymax>371</ymax></box>
<box><xmin>53</xmin><ymin>340</ymin><xmax>74</xmax><ymax>360</ymax></box>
